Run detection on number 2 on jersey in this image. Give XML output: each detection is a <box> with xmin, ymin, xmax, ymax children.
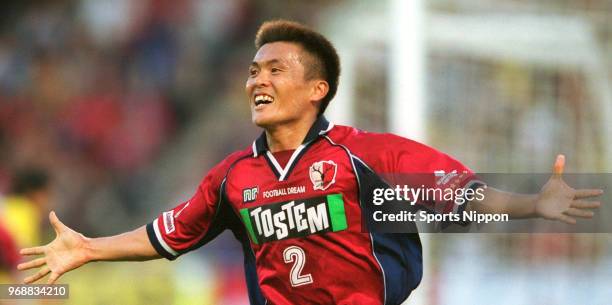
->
<box><xmin>283</xmin><ymin>246</ymin><xmax>313</xmax><ymax>287</ymax></box>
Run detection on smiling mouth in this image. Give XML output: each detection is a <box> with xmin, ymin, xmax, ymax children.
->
<box><xmin>254</xmin><ymin>94</ymin><xmax>274</xmax><ymax>106</ymax></box>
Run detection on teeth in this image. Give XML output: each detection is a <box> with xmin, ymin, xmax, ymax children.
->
<box><xmin>255</xmin><ymin>95</ymin><xmax>274</xmax><ymax>103</ymax></box>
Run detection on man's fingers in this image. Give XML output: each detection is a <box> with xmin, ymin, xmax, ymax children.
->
<box><xmin>557</xmin><ymin>214</ymin><xmax>576</xmax><ymax>225</ymax></box>
<box><xmin>49</xmin><ymin>211</ymin><xmax>66</xmax><ymax>234</ymax></box>
<box><xmin>23</xmin><ymin>266</ymin><xmax>50</xmax><ymax>284</ymax></box>
<box><xmin>553</xmin><ymin>154</ymin><xmax>565</xmax><ymax>177</ymax></box>
<box><xmin>571</xmin><ymin>200</ymin><xmax>601</xmax><ymax>209</ymax></box>
<box><xmin>20</xmin><ymin>246</ymin><xmax>45</xmax><ymax>256</ymax></box>
<box><xmin>574</xmin><ymin>189</ymin><xmax>604</xmax><ymax>199</ymax></box>
<box><xmin>564</xmin><ymin>208</ymin><xmax>594</xmax><ymax>218</ymax></box>
<box><xmin>47</xmin><ymin>272</ymin><xmax>61</xmax><ymax>285</ymax></box>
<box><xmin>17</xmin><ymin>258</ymin><xmax>46</xmax><ymax>271</ymax></box>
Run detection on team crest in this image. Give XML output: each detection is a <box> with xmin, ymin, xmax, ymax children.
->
<box><xmin>309</xmin><ymin>160</ymin><xmax>337</xmax><ymax>191</ymax></box>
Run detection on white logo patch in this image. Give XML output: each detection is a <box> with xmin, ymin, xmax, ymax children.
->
<box><xmin>163</xmin><ymin>210</ymin><xmax>175</xmax><ymax>234</ymax></box>
<box><xmin>434</xmin><ymin>170</ymin><xmax>458</xmax><ymax>186</ymax></box>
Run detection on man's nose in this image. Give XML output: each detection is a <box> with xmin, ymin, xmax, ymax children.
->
<box><xmin>253</xmin><ymin>71</ymin><xmax>271</xmax><ymax>87</ymax></box>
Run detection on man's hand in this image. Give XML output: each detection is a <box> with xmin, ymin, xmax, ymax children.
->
<box><xmin>535</xmin><ymin>154</ymin><xmax>603</xmax><ymax>224</ymax></box>
<box><xmin>18</xmin><ymin>211</ymin><xmax>90</xmax><ymax>284</ymax></box>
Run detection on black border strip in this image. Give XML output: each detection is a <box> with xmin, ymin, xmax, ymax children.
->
<box><xmin>262</xmin><ymin>152</ymin><xmax>282</xmax><ymax>179</ymax></box>
<box><xmin>146</xmin><ymin>222</ymin><xmax>177</xmax><ymax>261</ymax></box>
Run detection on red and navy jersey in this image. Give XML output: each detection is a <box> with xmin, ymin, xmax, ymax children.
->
<box><xmin>147</xmin><ymin>116</ymin><xmax>479</xmax><ymax>305</ymax></box>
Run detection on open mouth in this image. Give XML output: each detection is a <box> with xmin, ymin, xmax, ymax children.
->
<box><xmin>254</xmin><ymin>94</ymin><xmax>274</xmax><ymax>106</ymax></box>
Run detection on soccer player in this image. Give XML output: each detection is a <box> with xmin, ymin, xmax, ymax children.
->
<box><xmin>18</xmin><ymin>20</ymin><xmax>602</xmax><ymax>305</ymax></box>
<box><xmin>1</xmin><ymin>167</ymin><xmax>51</xmax><ymax>249</ymax></box>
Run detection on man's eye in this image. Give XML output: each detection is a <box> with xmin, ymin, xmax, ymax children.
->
<box><xmin>249</xmin><ymin>69</ymin><xmax>258</xmax><ymax>76</ymax></box>
<box><xmin>271</xmin><ymin>68</ymin><xmax>281</xmax><ymax>73</ymax></box>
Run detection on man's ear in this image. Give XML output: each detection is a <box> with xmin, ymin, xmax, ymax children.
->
<box><xmin>311</xmin><ymin>80</ymin><xmax>329</xmax><ymax>105</ymax></box>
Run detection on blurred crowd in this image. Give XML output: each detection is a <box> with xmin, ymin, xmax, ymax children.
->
<box><xmin>0</xmin><ymin>0</ymin><xmax>334</xmax><ymax>302</ymax></box>
<box><xmin>0</xmin><ymin>0</ymin><xmax>258</xmax><ymax>221</ymax></box>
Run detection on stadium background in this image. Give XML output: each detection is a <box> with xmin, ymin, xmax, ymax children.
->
<box><xmin>0</xmin><ymin>0</ymin><xmax>610</xmax><ymax>304</ymax></box>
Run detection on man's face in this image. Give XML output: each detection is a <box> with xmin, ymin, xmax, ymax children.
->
<box><xmin>246</xmin><ymin>41</ymin><xmax>319</xmax><ymax>128</ymax></box>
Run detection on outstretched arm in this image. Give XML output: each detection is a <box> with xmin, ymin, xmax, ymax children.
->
<box><xmin>18</xmin><ymin>211</ymin><xmax>160</xmax><ymax>284</ymax></box>
<box><xmin>468</xmin><ymin>155</ymin><xmax>603</xmax><ymax>223</ymax></box>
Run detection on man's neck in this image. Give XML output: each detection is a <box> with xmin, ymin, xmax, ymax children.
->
<box><xmin>265</xmin><ymin>116</ymin><xmax>317</xmax><ymax>153</ymax></box>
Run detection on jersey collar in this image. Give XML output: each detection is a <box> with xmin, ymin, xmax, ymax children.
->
<box><xmin>252</xmin><ymin>116</ymin><xmax>334</xmax><ymax>157</ymax></box>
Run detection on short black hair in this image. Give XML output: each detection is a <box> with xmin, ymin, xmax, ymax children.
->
<box><xmin>11</xmin><ymin>167</ymin><xmax>49</xmax><ymax>195</ymax></box>
<box><xmin>255</xmin><ymin>20</ymin><xmax>340</xmax><ymax>115</ymax></box>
